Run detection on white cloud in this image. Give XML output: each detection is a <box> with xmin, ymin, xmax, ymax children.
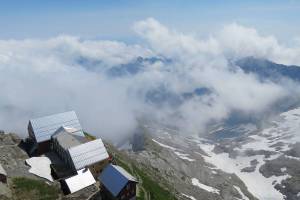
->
<box><xmin>0</xmin><ymin>18</ymin><xmax>299</xmax><ymax>141</ymax></box>
<box><xmin>218</xmin><ymin>23</ymin><xmax>300</xmax><ymax>65</ymax></box>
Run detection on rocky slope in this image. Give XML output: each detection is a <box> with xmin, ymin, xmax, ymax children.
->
<box><xmin>1</xmin><ymin>107</ymin><xmax>300</xmax><ymax>200</ymax></box>
<box><xmin>122</xmin><ymin>107</ymin><xmax>300</xmax><ymax>200</ymax></box>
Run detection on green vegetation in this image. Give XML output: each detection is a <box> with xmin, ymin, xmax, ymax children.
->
<box><xmin>11</xmin><ymin>177</ymin><xmax>60</xmax><ymax>200</ymax></box>
<box><xmin>83</xmin><ymin>131</ymin><xmax>97</xmax><ymax>141</ymax></box>
<box><xmin>133</xmin><ymin>165</ymin><xmax>175</xmax><ymax>200</ymax></box>
<box><xmin>88</xmin><ymin>132</ymin><xmax>177</xmax><ymax>200</ymax></box>
<box><xmin>138</xmin><ymin>189</ymin><xmax>145</xmax><ymax>200</ymax></box>
<box><xmin>114</xmin><ymin>155</ymin><xmax>176</xmax><ymax>200</ymax></box>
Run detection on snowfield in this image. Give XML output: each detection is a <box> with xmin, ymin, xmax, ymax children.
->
<box><xmin>147</xmin><ymin>107</ymin><xmax>300</xmax><ymax>200</ymax></box>
<box><xmin>194</xmin><ymin>107</ymin><xmax>300</xmax><ymax>200</ymax></box>
<box><xmin>198</xmin><ymin>140</ymin><xmax>290</xmax><ymax>200</ymax></box>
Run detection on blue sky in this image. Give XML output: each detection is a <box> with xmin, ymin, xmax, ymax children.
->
<box><xmin>0</xmin><ymin>0</ymin><xmax>299</xmax><ymax>42</ymax></box>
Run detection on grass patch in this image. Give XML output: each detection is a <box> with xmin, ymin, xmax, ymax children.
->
<box><xmin>132</xmin><ymin>165</ymin><xmax>175</xmax><ymax>200</ymax></box>
<box><xmin>137</xmin><ymin>189</ymin><xmax>145</xmax><ymax>200</ymax></box>
<box><xmin>115</xmin><ymin>156</ymin><xmax>176</xmax><ymax>200</ymax></box>
<box><xmin>83</xmin><ymin>131</ymin><xmax>97</xmax><ymax>141</ymax></box>
<box><xmin>12</xmin><ymin>177</ymin><xmax>60</xmax><ymax>200</ymax></box>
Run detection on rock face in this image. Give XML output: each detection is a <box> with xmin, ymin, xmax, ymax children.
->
<box><xmin>0</xmin><ymin>132</ymin><xmax>33</xmax><ymax>199</ymax></box>
<box><xmin>259</xmin><ymin>155</ymin><xmax>300</xmax><ymax>200</ymax></box>
<box><xmin>0</xmin><ymin>133</ymin><xmax>33</xmax><ymax>180</ymax></box>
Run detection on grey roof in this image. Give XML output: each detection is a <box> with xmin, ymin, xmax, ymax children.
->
<box><xmin>73</xmin><ymin>135</ymin><xmax>89</xmax><ymax>144</ymax></box>
<box><xmin>68</xmin><ymin>138</ymin><xmax>109</xmax><ymax>170</ymax></box>
<box><xmin>29</xmin><ymin>111</ymin><xmax>82</xmax><ymax>143</ymax></box>
<box><xmin>99</xmin><ymin>164</ymin><xmax>137</xmax><ymax>197</ymax></box>
<box><xmin>0</xmin><ymin>164</ymin><xmax>7</xmax><ymax>176</ymax></box>
<box><xmin>52</xmin><ymin>128</ymin><xmax>82</xmax><ymax>150</ymax></box>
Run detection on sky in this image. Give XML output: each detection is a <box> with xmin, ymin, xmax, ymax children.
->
<box><xmin>0</xmin><ymin>0</ymin><xmax>299</xmax><ymax>42</ymax></box>
<box><xmin>0</xmin><ymin>0</ymin><xmax>300</xmax><ymax>141</ymax></box>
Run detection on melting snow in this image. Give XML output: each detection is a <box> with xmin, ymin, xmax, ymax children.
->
<box><xmin>26</xmin><ymin>157</ymin><xmax>53</xmax><ymax>182</ymax></box>
<box><xmin>182</xmin><ymin>193</ymin><xmax>197</xmax><ymax>200</ymax></box>
<box><xmin>174</xmin><ymin>152</ymin><xmax>195</xmax><ymax>161</ymax></box>
<box><xmin>284</xmin><ymin>155</ymin><xmax>300</xmax><ymax>161</ymax></box>
<box><xmin>191</xmin><ymin>178</ymin><xmax>219</xmax><ymax>194</ymax></box>
<box><xmin>152</xmin><ymin>139</ymin><xmax>195</xmax><ymax>161</ymax></box>
<box><xmin>233</xmin><ymin>185</ymin><xmax>250</xmax><ymax>200</ymax></box>
<box><xmin>280</xmin><ymin>167</ymin><xmax>287</xmax><ymax>173</ymax></box>
<box><xmin>152</xmin><ymin>139</ymin><xmax>177</xmax><ymax>151</ymax></box>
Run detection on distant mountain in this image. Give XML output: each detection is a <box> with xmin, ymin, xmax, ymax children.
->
<box><xmin>236</xmin><ymin>57</ymin><xmax>300</xmax><ymax>83</ymax></box>
<box><xmin>107</xmin><ymin>56</ymin><xmax>171</xmax><ymax>77</ymax></box>
<box><xmin>81</xmin><ymin>55</ymin><xmax>300</xmax><ymax>132</ymax></box>
<box><xmin>107</xmin><ymin>56</ymin><xmax>300</xmax><ymax>83</ymax></box>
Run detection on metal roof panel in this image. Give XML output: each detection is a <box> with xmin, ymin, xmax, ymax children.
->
<box><xmin>68</xmin><ymin>138</ymin><xmax>109</xmax><ymax>170</ymax></box>
<box><xmin>99</xmin><ymin>164</ymin><xmax>137</xmax><ymax>197</ymax></box>
<box><xmin>65</xmin><ymin>168</ymin><xmax>96</xmax><ymax>194</ymax></box>
<box><xmin>29</xmin><ymin>111</ymin><xmax>82</xmax><ymax>143</ymax></box>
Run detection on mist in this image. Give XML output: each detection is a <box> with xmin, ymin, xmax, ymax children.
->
<box><xmin>0</xmin><ymin>18</ymin><xmax>300</xmax><ymax>142</ymax></box>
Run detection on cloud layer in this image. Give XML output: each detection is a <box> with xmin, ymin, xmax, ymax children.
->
<box><xmin>0</xmin><ymin>18</ymin><xmax>299</xmax><ymax>141</ymax></box>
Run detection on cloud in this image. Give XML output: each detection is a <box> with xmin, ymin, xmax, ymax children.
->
<box><xmin>0</xmin><ymin>36</ymin><xmax>148</xmax><ymax>141</ymax></box>
<box><xmin>0</xmin><ymin>18</ymin><xmax>299</xmax><ymax>141</ymax></box>
<box><xmin>218</xmin><ymin>23</ymin><xmax>300</xmax><ymax>66</ymax></box>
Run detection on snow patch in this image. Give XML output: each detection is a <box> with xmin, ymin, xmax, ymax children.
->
<box><xmin>284</xmin><ymin>155</ymin><xmax>300</xmax><ymax>161</ymax></box>
<box><xmin>26</xmin><ymin>157</ymin><xmax>53</xmax><ymax>182</ymax></box>
<box><xmin>191</xmin><ymin>178</ymin><xmax>219</xmax><ymax>194</ymax></box>
<box><xmin>174</xmin><ymin>152</ymin><xmax>195</xmax><ymax>162</ymax></box>
<box><xmin>280</xmin><ymin>167</ymin><xmax>287</xmax><ymax>173</ymax></box>
<box><xmin>234</xmin><ymin>185</ymin><xmax>250</xmax><ymax>200</ymax></box>
<box><xmin>182</xmin><ymin>193</ymin><xmax>197</xmax><ymax>200</ymax></box>
<box><xmin>152</xmin><ymin>139</ymin><xmax>177</xmax><ymax>151</ymax></box>
<box><xmin>153</xmin><ymin>139</ymin><xmax>195</xmax><ymax>161</ymax></box>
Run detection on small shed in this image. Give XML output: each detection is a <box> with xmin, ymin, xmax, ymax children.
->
<box><xmin>28</xmin><ymin>111</ymin><xmax>83</xmax><ymax>154</ymax></box>
<box><xmin>99</xmin><ymin>164</ymin><xmax>138</xmax><ymax>200</ymax></box>
<box><xmin>0</xmin><ymin>164</ymin><xmax>7</xmax><ymax>183</ymax></box>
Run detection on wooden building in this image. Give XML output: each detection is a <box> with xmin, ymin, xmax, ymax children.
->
<box><xmin>68</xmin><ymin>138</ymin><xmax>110</xmax><ymax>177</ymax></box>
<box><xmin>51</xmin><ymin>126</ymin><xmax>85</xmax><ymax>169</ymax></box>
<box><xmin>28</xmin><ymin>111</ymin><xmax>83</xmax><ymax>155</ymax></box>
<box><xmin>99</xmin><ymin>164</ymin><xmax>138</xmax><ymax>200</ymax></box>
